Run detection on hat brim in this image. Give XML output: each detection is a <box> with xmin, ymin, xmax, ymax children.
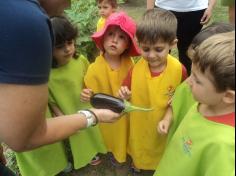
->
<box><xmin>92</xmin><ymin>24</ymin><xmax>140</xmax><ymax>57</ymax></box>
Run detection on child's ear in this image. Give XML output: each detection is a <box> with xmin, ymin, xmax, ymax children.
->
<box><xmin>222</xmin><ymin>90</ymin><xmax>235</xmax><ymax>104</ymax></box>
<box><xmin>170</xmin><ymin>39</ymin><xmax>178</xmax><ymax>49</ymax></box>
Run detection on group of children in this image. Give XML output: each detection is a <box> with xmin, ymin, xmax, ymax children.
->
<box><xmin>14</xmin><ymin>0</ymin><xmax>235</xmax><ymax>176</ymax></box>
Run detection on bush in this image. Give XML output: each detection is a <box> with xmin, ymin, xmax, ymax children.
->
<box><xmin>65</xmin><ymin>0</ymin><xmax>99</xmax><ymax>62</ymax></box>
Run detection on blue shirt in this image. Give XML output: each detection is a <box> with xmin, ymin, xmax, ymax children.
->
<box><xmin>0</xmin><ymin>0</ymin><xmax>53</xmax><ymax>84</ymax></box>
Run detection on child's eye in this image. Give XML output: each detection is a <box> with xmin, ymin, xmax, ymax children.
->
<box><xmin>119</xmin><ymin>35</ymin><xmax>125</xmax><ymax>39</ymax></box>
<box><xmin>155</xmin><ymin>48</ymin><xmax>164</xmax><ymax>52</ymax></box>
<box><xmin>108</xmin><ymin>31</ymin><xmax>113</xmax><ymax>36</ymax></box>
<box><xmin>67</xmin><ymin>40</ymin><xmax>74</xmax><ymax>45</ymax></box>
<box><xmin>142</xmin><ymin>48</ymin><xmax>150</xmax><ymax>52</ymax></box>
<box><xmin>55</xmin><ymin>44</ymin><xmax>65</xmax><ymax>49</ymax></box>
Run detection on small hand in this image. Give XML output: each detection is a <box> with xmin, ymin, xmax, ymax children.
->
<box><xmin>157</xmin><ymin>119</ymin><xmax>170</xmax><ymax>135</ymax></box>
<box><xmin>80</xmin><ymin>88</ymin><xmax>93</xmax><ymax>102</ymax></box>
<box><xmin>118</xmin><ymin>86</ymin><xmax>131</xmax><ymax>100</ymax></box>
<box><xmin>91</xmin><ymin>108</ymin><xmax>121</xmax><ymax>123</ymax></box>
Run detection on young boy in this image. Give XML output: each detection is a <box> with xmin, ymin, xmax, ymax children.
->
<box><xmin>96</xmin><ymin>0</ymin><xmax>117</xmax><ymax>31</ymax></box>
<box><xmin>118</xmin><ymin>8</ymin><xmax>187</xmax><ymax>172</ymax></box>
<box><xmin>158</xmin><ymin>22</ymin><xmax>235</xmax><ymax>143</ymax></box>
<box><xmin>154</xmin><ymin>31</ymin><xmax>235</xmax><ymax>176</ymax></box>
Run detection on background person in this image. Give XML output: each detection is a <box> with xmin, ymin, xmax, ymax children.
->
<box><xmin>146</xmin><ymin>0</ymin><xmax>216</xmax><ymax>74</ymax></box>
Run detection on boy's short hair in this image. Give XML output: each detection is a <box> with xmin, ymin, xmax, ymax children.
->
<box><xmin>192</xmin><ymin>32</ymin><xmax>235</xmax><ymax>92</ymax></box>
<box><xmin>190</xmin><ymin>22</ymin><xmax>235</xmax><ymax>50</ymax></box>
<box><xmin>97</xmin><ymin>0</ymin><xmax>118</xmax><ymax>8</ymax></box>
<box><xmin>136</xmin><ymin>8</ymin><xmax>177</xmax><ymax>44</ymax></box>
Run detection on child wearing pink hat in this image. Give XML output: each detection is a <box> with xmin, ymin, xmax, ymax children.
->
<box><xmin>81</xmin><ymin>11</ymin><xmax>140</xmax><ymax>172</ymax></box>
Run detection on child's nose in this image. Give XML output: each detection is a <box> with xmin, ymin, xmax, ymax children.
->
<box><xmin>64</xmin><ymin>44</ymin><xmax>71</xmax><ymax>52</ymax></box>
<box><xmin>147</xmin><ymin>51</ymin><xmax>156</xmax><ymax>58</ymax></box>
<box><xmin>112</xmin><ymin>34</ymin><xmax>119</xmax><ymax>42</ymax></box>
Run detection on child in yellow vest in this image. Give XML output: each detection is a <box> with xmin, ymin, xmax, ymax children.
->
<box><xmin>81</xmin><ymin>11</ymin><xmax>140</xmax><ymax>169</ymax></box>
<box><xmin>96</xmin><ymin>0</ymin><xmax>117</xmax><ymax>31</ymax></box>
<box><xmin>118</xmin><ymin>8</ymin><xmax>187</xmax><ymax>173</ymax></box>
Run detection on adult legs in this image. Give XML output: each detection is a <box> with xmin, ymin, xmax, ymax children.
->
<box><xmin>172</xmin><ymin>10</ymin><xmax>205</xmax><ymax>74</ymax></box>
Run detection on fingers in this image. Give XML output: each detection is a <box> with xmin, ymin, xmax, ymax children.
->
<box><xmin>200</xmin><ymin>10</ymin><xmax>211</xmax><ymax>25</ymax></box>
<box><xmin>91</xmin><ymin>108</ymin><xmax>121</xmax><ymax>123</ymax></box>
<box><xmin>118</xmin><ymin>86</ymin><xmax>131</xmax><ymax>100</ymax></box>
<box><xmin>80</xmin><ymin>89</ymin><xmax>93</xmax><ymax>102</ymax></box>
<box><xmin>157</xmin><ymin>121</ymin><xmax>168</xmax><ymax>134</ymax></box>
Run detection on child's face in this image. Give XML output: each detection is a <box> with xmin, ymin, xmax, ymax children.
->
<box><xmin>139</xmin><ymin>40</ymin><xmax>176</xmax><ymax>71</ymax></box>
<box><xmin>53</xmin><ymin>40</ymin><xmax>75</xmax><ymax>66</ymax></box>
<box><xmin>98</xmin><ymin>1</ymin><xmax>115</xmax><ymax>19</ymax></box>
<box><xmin>103</xmin><ymin>26</ymin><xmax>130</xmax><ymax>57</ymax></box>
<box><xmin>187</xmin><ymin>64</ymin><xmax>225</xmax><ymax>106</ymax></box>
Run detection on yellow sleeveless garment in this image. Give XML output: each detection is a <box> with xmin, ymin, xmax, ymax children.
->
<box><xmin>97</xmin><ymin>17</ymin><xmax>106</xmax><ymax>32</ymax></box>
<box><xmin>84</xmin><ymin>55</ymin><xmax>133</xmax><ymax>162</ymax></box>
<box><xmin>128</xmin><ymin>55</ymin><xmax>182</xmax><ymax>170</ymax></box>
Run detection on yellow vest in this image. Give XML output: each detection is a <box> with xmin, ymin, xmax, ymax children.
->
<box><xmin>128</xmin><ymin>55</ymin><xmax>182</xmax><ymax>169</ymax></box>
<box><xmin>84</xmin><ymin>55</ymin><xmax>134</xmax><ymax>162</ymax></box>
<box><xmin>96</xmin><ymin>17</ymin><xmax>106</xmax><ymax>32</ymax></box>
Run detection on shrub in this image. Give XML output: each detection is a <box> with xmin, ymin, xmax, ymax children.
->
<box><xmin>65</xmin><ymin>0</ymin><xmax>99</xmax><ymax>62</ymax></box>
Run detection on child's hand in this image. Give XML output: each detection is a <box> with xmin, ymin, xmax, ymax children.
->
<box><xmin>118</xmin><ymin>86</ymin><xmax>131</xmax><ymax>100</ymax></box>
<box><xmin>80</xmin><ymin>88</ymin><xmax>93</xmax><ymax>102</ymax></box>
<box><xmin>157</xmin><ymin>119</ymin><xmax>171</xmax><ymax>135</ymax></box>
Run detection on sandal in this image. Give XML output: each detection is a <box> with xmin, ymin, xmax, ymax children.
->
<box><xmin>90</xmin><ymin>156</ymin><xmax>102</xmax><ymax>166</ymax></box>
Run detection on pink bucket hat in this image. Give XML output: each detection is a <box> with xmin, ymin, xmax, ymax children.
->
<box><xmin>92</xmin><ymin>11</ymin><xmax>140</xmax><ymax>56</ymax></box>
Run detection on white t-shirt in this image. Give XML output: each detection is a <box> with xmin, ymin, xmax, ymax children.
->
<box><xmin>155</xmin><ymin>0</ymin><xmax>208</xmax><ymax>12</ymax></box>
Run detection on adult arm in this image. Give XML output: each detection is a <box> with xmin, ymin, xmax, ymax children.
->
<box><xmin>0</xmin><ymin>83</ymin><xmax>119</xmax><ymax>152</ymax></box>
<box><xmin>147</xmin><ymin>0</ymin><xmax>155</xmax><ymax>9</ymax></box>
<box><xmin>200</xmin><ymin>0</ymin><xmax>216</xmax><ymax>24</ymax></box>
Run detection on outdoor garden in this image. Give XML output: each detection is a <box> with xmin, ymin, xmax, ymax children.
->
<box><xmin>3</xmin><ymin>0</ymin><xmax>229</xmax><ymax>176</ymax></box>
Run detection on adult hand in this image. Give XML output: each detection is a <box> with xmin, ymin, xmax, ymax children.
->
<box><xmin>200</xmin><ymin>7</ymin><xmax>214</xmax><ymax>25</ymax></box>
<box><xmin>91</xmin><ymin>108</ymin><xmax>121</xmax><ymax>123</ymax></box>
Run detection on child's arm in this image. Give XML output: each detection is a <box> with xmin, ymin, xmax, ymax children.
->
<box><xmin>118</xmin><ymin>86</ymin><xmax>131</xmax><ymax>100</ymax></box>
<box><xmin>80</xmin><ymin>88</ymin><xmax>93</xmax><ymax>102</ymax></box>
<box><xmin>157</xmin><ymin>106</ymin><xmax>173</xmax><ymax>134</ymax></box>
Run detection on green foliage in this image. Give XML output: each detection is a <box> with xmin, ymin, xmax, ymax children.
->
<box><xmin>3</xmin><ymin>145</ymin><xmax>20</xmax><ymax>175</ymax></box>
<box><xmin>65</xmin><ymin>0</ymin><xmax>99</xmax><ymax>61</ymax></box>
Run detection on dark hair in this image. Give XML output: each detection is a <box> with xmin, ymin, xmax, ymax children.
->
<box><xmin>50</xmin><ymin>16</ymin><xmax>78</xmax><ymax>47</ymax></box>
<box><xmin>50</xmin><ymin>16</ymin><xmax>78</xmax><ymax>67</ymax></box>
<box><xmin>97</xmin><ymin>0</ymin><xmax>118</xmax><ymax>8</ymax></box>
<box><xmin>136</xmin><ymin>8</ymin><xmax>177</xmax><ymax>44</ymax></box>
<box><xmin>191</xmin><ymin>22</ymin><xmax>235</xmax><ymax>49</ymax></box>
